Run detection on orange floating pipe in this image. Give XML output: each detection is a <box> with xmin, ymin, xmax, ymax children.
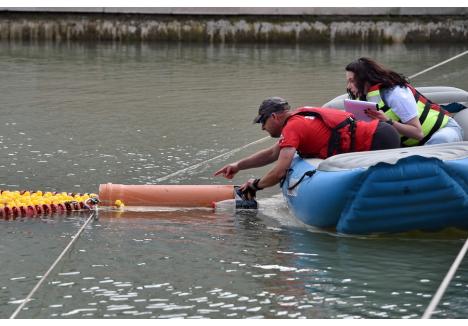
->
<box><xmin>98</xmin><ymin>183</ymin><xmax>235</xmax><ymax>207</ymax></box>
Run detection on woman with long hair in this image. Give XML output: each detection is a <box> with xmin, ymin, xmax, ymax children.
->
<box><xmin>345</xmin><ymin>57</ymin><xmax>463</xmax><ymax>146</ymax></box>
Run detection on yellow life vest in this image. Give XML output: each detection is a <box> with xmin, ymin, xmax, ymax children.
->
<box><xmin>365</xmin><ymin>84</ymin><xmax>449</xmax><ymax>146</ymax></box>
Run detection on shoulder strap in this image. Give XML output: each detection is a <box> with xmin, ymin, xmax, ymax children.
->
<box><xmin>289</xmin><ymin>109</ymin><xmax>356</xmax><ymax>157</ymax></box>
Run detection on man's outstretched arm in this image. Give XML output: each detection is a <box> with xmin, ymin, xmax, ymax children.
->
<box><xmin>214</xmin><ymin>143</ymin><xmax>281</xmax><ymax>179</ymax></box>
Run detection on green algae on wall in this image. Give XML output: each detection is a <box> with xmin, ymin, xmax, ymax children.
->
<box><xmin>0</xmin><ymin>13</ymin><xmax>466</xmax><ymax>43</ymax></box>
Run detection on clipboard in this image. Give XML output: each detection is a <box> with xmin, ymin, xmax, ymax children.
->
<box><xmin>344</xmin><ymin>99</ymin><xmax>379</xmax><ymax>122</ymax></box>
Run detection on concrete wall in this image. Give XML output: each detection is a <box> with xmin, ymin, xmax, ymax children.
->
<box><xmin>1</xmin><ymin>7</ymin><xmax>468</xmax><ymax>16</ymax></box>
<box><xmin>0</xmin><ymin>8</ymin><xmax>467</xmax><ymax>43</ymax></box>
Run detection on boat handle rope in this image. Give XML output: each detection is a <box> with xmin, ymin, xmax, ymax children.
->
<box><xmin>422</xmin><ymin>237</ymin><xmax>468</xmax><ymax>319</ymax></box>
<box><xmin>286</xmin><ymin>170</ymin><xmax>316</xmax><ymax>191</ymax></box>
<box><xmin>279</xmin><ymin>168</ymin><xmax>292</xmax><ymax>188</ymax></box>
<box><xmin>9</xmin><ymin>208</ymin><xmax>98</xmax><ymax>319</ymax></box>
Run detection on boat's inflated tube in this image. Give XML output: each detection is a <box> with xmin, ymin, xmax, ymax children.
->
<box><xmin>280</xmin><ymin>86</ymin><xmax>468</xmax><ymax>234</ymax></box>
<box><xmin>323</xmin><ymin>86</ymin><xmax>468</xmax><ymax>109</ymax></box>
<box><xmin>99</xmin><ymin>183</ymin><xmax>236</xmax><ymax>207</ymax></box>
<box><xmin>453</xmin><ymin>108</ymin><xmax>468</xmax><ymax>141</ymax></box>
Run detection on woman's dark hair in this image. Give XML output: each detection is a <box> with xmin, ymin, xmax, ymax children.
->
<box><xmin>345</xmin><ymin>57</ymin><xmax>408</xmax><ymax>99</ymax></box>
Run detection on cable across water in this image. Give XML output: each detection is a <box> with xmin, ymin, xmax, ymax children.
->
<box><xmin>9</xmin><ymin>210</ymin><xmax>97</xmax><ymax>319</ymax></box>
<box><xmin>154</xmin><ymin>136</ymin><xmax>271</xmax><ymax>183</ymax></box>
<box><xmin>9</xmin><ymin>50</ymin><xmax>467</xmax><ymax>319</ymax></box>
<box><xmin>409</xmin><ymin>51</ymin><xmax>468</xmax><ymax>80</ymax></box>
<box><xmin>421</xmin><ymin>237</ymin><xmax>468</xmax><ymax>319</ymax></box>
<box><xmin>153</xmin><ymin>50</ymin><xmax>468</xmax><ymax>318</ymax></box>
<box><xmin>157</xmin><ymin>50</ymin><xmax>468</xmax><ymax>181</ymax></box>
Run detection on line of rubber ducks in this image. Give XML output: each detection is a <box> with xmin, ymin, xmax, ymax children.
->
<box><xmin>0</xmin><ymin>190</ymin><xmax>99</xmax><ymax>218</ymax></box>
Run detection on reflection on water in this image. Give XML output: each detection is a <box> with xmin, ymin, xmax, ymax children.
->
<box><xmin>2</xmin><ymin>208</ymin><xmax>468</xmax><ymax>318</ymax></box>
<box><xmin>0</xmin><ymin>41</ymin><xmax>468</xmax><ymax>318</ymax></box>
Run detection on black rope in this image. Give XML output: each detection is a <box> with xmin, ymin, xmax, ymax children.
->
<box><xmin>287</xmin><ymin>170</ymin><xmax>316</xmax><ymax>191</ymax></box>
<box><xmin>279</xmin><ymin>168</ymin><xmax>293</xmax><ymax>188</ymax></box>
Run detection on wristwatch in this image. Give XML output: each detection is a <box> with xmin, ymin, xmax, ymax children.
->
<box><xmin>385</xmin><ymin>119</ymin><xmax>394</xmax><ymax>125</ymax></box>
<box><xmin>251</xmin><ymin>178</ymin><xmax>264</xmax><ymax>191</ymax></box>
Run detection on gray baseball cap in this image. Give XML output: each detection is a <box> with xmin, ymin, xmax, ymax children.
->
<box><xmin>253</xmin><ymin>97</ymin><xmax>289</xmax><ymax>124</ymax></box>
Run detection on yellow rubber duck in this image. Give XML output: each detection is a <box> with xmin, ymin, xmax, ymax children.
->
<box><xmin>115</xmin><ymin>199</ymin><xmax>125</xmax><ymax>208</ymax></box>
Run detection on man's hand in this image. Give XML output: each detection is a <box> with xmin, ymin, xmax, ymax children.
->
<box><xmin>214</xmin><ymin>163</ymin><xmax>240</xmax><ymax>179</ymax></box>
<box><xmin>238</xmin><ymin>178</ymin><xmax>258</xmax><ymax>200</ymax></box>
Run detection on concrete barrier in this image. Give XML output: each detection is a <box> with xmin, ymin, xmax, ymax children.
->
<box><xmin>1</xmin><ymin>7</ymin><xmax>468</xmax><ymax>16</ymax></box>
<box><xmin>0</xmin><ymin>8</ymin><xmax>466</xmax><ymax>43</ymax></box>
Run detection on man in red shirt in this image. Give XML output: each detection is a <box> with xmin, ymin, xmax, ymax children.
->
<box><xmin>214</xmin><ymin>97</ymin><xmax>400</xmax><ymax>193</ymax></box>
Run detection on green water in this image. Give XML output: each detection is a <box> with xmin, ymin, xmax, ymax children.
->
<box><xmin>0</xmin><ymin>41</ymin><xmax>467</xmax><ymax>318</ymax></box>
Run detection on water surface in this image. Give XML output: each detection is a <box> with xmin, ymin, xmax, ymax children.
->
<box><xmin>0</xmin><ymin>41</ymin><xmax>467</xmax><ymax>318</ymax></box>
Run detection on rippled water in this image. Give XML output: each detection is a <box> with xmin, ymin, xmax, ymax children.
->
<box><xmin>1</xmin><ymin>41</ymin><xmax>468</xmax><ymax>318</ymax></box>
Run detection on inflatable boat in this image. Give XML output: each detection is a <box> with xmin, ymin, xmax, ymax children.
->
<box><xmin>281</xmin><ymin>86</ymin><xmax>468</xmax><ymax>234</ymax></box>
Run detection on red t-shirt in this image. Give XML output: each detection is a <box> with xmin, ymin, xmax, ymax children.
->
<box><xmin>278</xmin><ymin>109</ymin><xmax>377</xmax><ymax>158</ymax></box>
<box><xmin>278</xmin><ymin>115</ymin><xmax>330</xmax><ymax>158</ymax></box>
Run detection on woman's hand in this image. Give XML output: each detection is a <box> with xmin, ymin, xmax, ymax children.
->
<box><xmin>365</xmin><ymin>108</ymin><xmax>388</xmax><ymax>121</ymax></box>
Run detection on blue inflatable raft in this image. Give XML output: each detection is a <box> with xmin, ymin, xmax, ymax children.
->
<box><xmin>281</xmin><ymin>87</ymin><xmax>468</xmax><ymax>234</ymax></box>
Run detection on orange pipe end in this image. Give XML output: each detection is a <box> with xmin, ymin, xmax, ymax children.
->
<box><xmin>98</xmin><ymin>183</ymin><xmax>236</xmax><ymax>208</ymax></box>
